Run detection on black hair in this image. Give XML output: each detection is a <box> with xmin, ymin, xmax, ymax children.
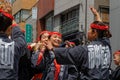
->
<box><xmin>0</xmin><ymin>12</ymin><xmax>12</xmax><ymax>32</ymax></box>
<box><xmin>91</xmin><ymin>21</ymin><xmax>112</xmax><ymax>39</ymax></box>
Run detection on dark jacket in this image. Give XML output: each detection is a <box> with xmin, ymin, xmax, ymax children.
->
<box><xmin>0</xmin><ymin>26</ymin><xmax>26</xmax><ymax>80</ymax></box>
<box><xmin>18</xmin><ymin>48</ymin><xmax>34</xmax><ymax>80</ymax></box>
<box><xmin>111</xmin><ymin>66</ymin><xmax>120</xmax><ymax>80</ymax></box>
<box><xmin>31</xmin><ymin>50</ymin><xmax>79</xmax><ymax>80</ymax></box>
<box><xmin>53</xmin><ymin>38</ymin><xmax>112</xmax><ymax>80</ymax></box>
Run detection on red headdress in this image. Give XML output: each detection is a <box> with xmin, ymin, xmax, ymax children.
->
<box><xmin>0</xmin><ymin>9</ymin><xmax>14</xmax><ymax>20</ymax></box>
<box><xmin>90</xmin><ymin>23</ymin><xmax>109</xmax><ymax>30</ymax></box>
<box><xmin>114</xmin><ymin>50</ymin><xmax>120</xmax><ymax>55</ymax></box>
<box><xmin>50</xmin><ymin>31</ymin><xmax>62</xmax><ymax>37</ymax></box>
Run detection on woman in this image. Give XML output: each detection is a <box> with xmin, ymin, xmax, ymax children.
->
<box><xmin>31</xmin><ymin>30</ymin><xmax>51</xmax><ymax>80</ymax></box>
<box><xmin>44</xmin><ymin>31</ymin><xmax>78</xmax><ymax>80</ymax></box>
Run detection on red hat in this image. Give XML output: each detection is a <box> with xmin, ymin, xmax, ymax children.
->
<box><xmin>0</xmin><ymin>9</ymin><xmax>14</xmax><ymax>20</ymax></box>
<box><xmin>50</xmin><ymin>31</ymin><xmax>62</xmax><ymax>37</ymax></box>
<box><xmin>114</xmin><ymin>50</ymin><xmax>120</xmax><ymax>55</ymax></box>
<box><xmin>90</xmin><ymin>23</ymin><xmax>109</xmax><ymax>30</ymax></box>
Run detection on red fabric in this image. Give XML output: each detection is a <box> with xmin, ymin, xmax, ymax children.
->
<box><xmin>32</xmin><ymin>51</ymin><xmax>44</xmax><ymax>80</ymax></box>
<box><xmin>40</xmin><ymin>30</ymin><xmax>51</xmax><ymax>36</ymax></box>
<box><xmin>54</xmin><ymin>59</ymin><xmax>61</xmax><ymax>80</ymax></box>
<box><xmin>33</xmin><ymin>52</ymin><xmax>61</xmax><ymax>80</ymax></box>
<box><xmin>0</xmin><ymin>9</ymin><xmax>14</xmax><ymax>20</ymax></box>
<box><xmin>36</xmin><ymin>51</ymin><xmax>44</xmax><ymax>65</ymax></box>
<box><xmin>114</xmin><ymin>50</ymin><xmax>120</xmax><ymax>55</ymax></box>
<box><xmin>90</xmin><ymin>23</ymin><xmax>109</xmax><ymax>30</ymax></box>
<box><xmin>50</xmin><ymin>32</ymin><xmax>62</xmax><ymax>38</ymax></box>
<box><xmin>69</xmin><ymin>42</ymin><xmax>75</xmax><ymax>45</ymax></box>
<box><xmin>21</xmin><ymin>29</ymin><xmax>25</xmax><ymax>33</ymax></box>
<box><xmin>32</xmin><ymin>73</ymin><xmax>43</xmax><ymax>80</ymax></box>
<box><xmin>27</xmin><ymin>45</ymin><xmax>32</xmax><ymax>51</ymax></box>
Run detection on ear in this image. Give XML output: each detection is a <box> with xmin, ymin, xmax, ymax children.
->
<box><xmin>5</xmin><ymin>26</ymin><xmax>12</xmax><ymax>36</ymax></box>
<box><xmin>92</xmin><ymin>29</ymin><xmax>98</xmax><ymax>38</ymax></box>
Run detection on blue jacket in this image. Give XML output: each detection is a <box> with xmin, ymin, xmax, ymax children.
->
<box><xmin>54</xmin><ymin>38</ymin><xmax>112</xmax><ymax>80</ymax></box>
<box><xmin>0</xmin><ymin>26</ymin><xmax>26</xmax><ymax>80</ymax></box>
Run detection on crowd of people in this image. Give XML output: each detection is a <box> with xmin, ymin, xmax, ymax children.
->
<box><xmin>0</xmin><ymin>0</ymin><xmax>120</xmax><ymax>80</ymax></box>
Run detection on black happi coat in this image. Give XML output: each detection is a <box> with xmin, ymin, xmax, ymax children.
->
<box><xmin>53</xmin><ymin>38</ymin><xmax>112</xmax><ymax>80</ymax></box>
<box><xmin>111</xmin><ymin>66</ymin><xmax>120</xmax><ymax>80</ymax></box>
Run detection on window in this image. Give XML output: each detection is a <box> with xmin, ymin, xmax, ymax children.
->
<box><xmin>21</xmin><ymin>10</ymin><xmax>31</xmax><ymax>21</ymax></box>
<box><xmin>99</xmin><ymin>6</ymin><xmax>109</xmax><ymax>24</ymax></box>
<box><xmin>14</xmin><ymin>12</ymin><xmax>20</xmax><ymax>23</ymax></box>
<box><xmin>45</xmin><ymin>13</ymin><xmax>54</xmax><ymax>31</ymax></box>
<box><xmin>11</xmin><ymin>0</ymin><xmax>16</xmax><ymax>4</ymax></box>
<box><xmin>60</xmin><ymin>8</ymin><xmax>79</xmax><ymax>34</ymax></box>
<box><xmin>14</xmin><ymin>9</ymin><xmax>30</xmax><ymax>23</ymax></box>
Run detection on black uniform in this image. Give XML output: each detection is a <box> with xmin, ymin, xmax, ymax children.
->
<box><xmin>111</xmin><ymin>66</ymin><xmax>120</xmax><ymax>80</ymax></box>
<box><xmin>53</xmin><ymin>38</ymin><xmax>112</xmax><ymax>80</ymax></box>
<box><xmin>18</xmin><ymin>47</ymin><xmax>34</xmax><ymax>80</ymax></box>
<box><xmin>0</xmin><ymin>26</ymin><xmax>26</xmax><ymax>80</ymax></box>
<box><xmin>31</xmin><ymin>50</ymin><xmax>79</xmax><ymax>80</ymax></box>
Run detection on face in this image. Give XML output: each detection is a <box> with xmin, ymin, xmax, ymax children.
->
<box><xmin>50</xmin><ymin>34</ymin><xmax>62</xmax><ymax>47</ymax></box>
<box><xmin>113</xmin><ymin>54</ymin><xmax>120</xmax><ymax>65</ymax></box>
<box><xmin>40</xmin><ymin>33</ymin><xmax>49</xmax><ymax>43</ymax></box>
<box><xmin>87</xmin><ymin>28</ymin><xmax>97</xmax><ymax>41</ymax></box>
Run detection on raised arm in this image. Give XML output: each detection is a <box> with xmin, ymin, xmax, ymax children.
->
<box><xmin>90</xmin><ymin>7</ymin><xmax>102</xmax><ymax>22</ymax></box>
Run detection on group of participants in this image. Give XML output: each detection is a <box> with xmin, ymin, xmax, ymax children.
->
<box><xmin>0</xmin><ymin>1</ymin><xmax>120</xmax><ymax>80</ymax></box>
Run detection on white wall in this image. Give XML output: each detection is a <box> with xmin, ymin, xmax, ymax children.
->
<box><xmin>54</xmin><ymin>0</ymin><xmax>80</xmax><ymax>16</ymax></box>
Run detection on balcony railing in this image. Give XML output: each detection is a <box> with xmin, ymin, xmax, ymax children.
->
<box><xmin>60</xmin><ymin>18</ymin><xmax>79</xmax><ymax>34</ymax></box>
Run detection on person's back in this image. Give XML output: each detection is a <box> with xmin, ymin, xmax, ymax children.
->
<box><xmin>0</xmin><ymin>9</ymin><xmax>26</xmax><ymax>79</ymax></box>
<box><xmin>80</xmin><ymin>38</ymin><xmax>111</xmax><ymax>80</ymax></box>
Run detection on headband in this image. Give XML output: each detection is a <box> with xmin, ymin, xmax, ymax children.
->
<box><xmin>90</xmin><ymin>23</ymin><xmax>109</xmax><ymax>30</ymax></box>
<box><xmin>0</xmin><ymin>9</ymin><xmax>14</xmax><ymax>20</ymax></box>
<box><xmin>114</xmin><ymin>50</ymin><xmax>120</xmax><ymax>55</ymax></box>
<box><xmin>50</xmin><ymin>31</ymin><xmax>62</xmax><ymax>37</ymax></box>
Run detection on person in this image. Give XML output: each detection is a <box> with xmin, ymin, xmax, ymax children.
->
<box><xmin>31</xmin><ymin>30</ymin><xmax>51</xmax><ymax>80</ymax></box>
<box><xmin>45</xmin><ymin>8</ymin><xmax>112</xmax><ymax>80</ymax></box>
<box><xmin>44</xmin><ymin>31</ymin><xmax>78</xmax><ymax>80</ymax></box>
<box><xmin>0</xmin><ymin>8</ymin><xmax>26</xmax><ymax>80</ymax></box>
<box><xmin>18</xmin><ymin>42</ymin><xmax>34</xmax><ymax>80</ymax></box>
<box><xmin>111</xmin><ymin>50</ymin><xmax>120</xmax><ymax>80</ymax></box>
<box><xmin>32</xmin><ymin>31</ymin><xmax>78</xmax><ymax>80</ymax></box>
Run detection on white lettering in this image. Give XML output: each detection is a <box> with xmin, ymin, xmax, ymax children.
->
<box><xmin>0</xmin><ymin>39</ymin><xmax>14</xmax><ymax>69</ymax></box>
<box><xmin>88</xmin><ymin>44</ymin><xmax>111</xmax><ymax>69</ymax></box>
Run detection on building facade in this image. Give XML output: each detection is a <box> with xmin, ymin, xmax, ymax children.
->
<box><xmin>12</xmin><ymin>0</ymin><xmax>38</xmax><ymax>42</ymax></box>
<box><xmin>36</xmin><ymin>0</ymin><xmax>109</xmax><ymax>44</ymax></box>
<box><xmin>53</xmin><ymin>0</ymin><xmax>109</xmax><ymax>44</ymax></box>
<box><xmin>37</xmin><ymin>0</ymin><xmax>54</xmax><ymax>37</ymax></box>
<box><xmin>110</xmin><ymin>0</ymin><xmax>120</xmax><ymax>52</ymax></box>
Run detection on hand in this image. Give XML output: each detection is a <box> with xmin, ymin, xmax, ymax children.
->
<box><xmin>65</xmin><ymin>41</ymin><xmax>75</xmax><ymax>48</ymax></box>
<box><xmin>90</xmin><ymin>7</ymin><xmax>99</xmax><ymax>16</ymax></box>
<box><xmin>34</xmin><ymin>42</ymin><xmax>46</xmax><ymax>51</ymax></box>
<box><xmin>90</xmin><ymin>7</ymin><xmax>102</xmax><ymax>22</ymax></box>
<box><xmin>30</xmin><ymin>43</ymin><xmax>37</xmax><ymax>49</ymax></box>
<box><xmin>45</xmin><ymin>40</ymin><xmax>54</xmax><ymax>51</ymax></box>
